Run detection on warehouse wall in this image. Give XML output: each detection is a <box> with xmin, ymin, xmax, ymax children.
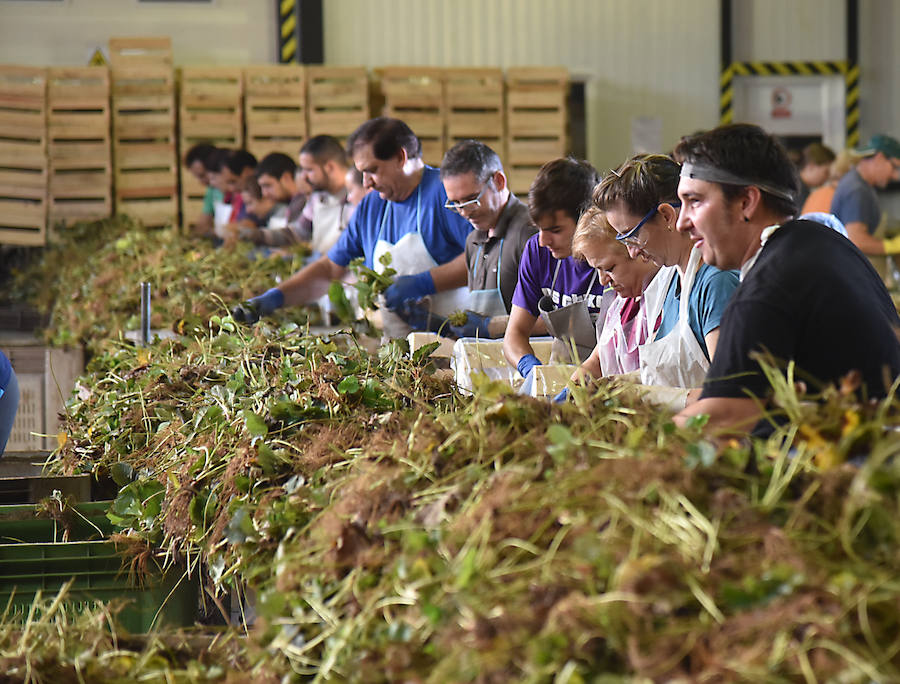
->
<box><xmin>0</xmin><ymin>0</ymin><xmax>275</xmax><ymax>66</ymax></box>
<box><xmin>323</xmin><ymin>0</ymin><xmax>722</xmax><ymax>171</ymax></box>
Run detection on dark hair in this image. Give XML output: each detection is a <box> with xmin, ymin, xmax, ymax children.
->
<box><xmin>256</xmin><ymin>152</ymin><xmax>297</xmax><ymax>180</ymax></box>
<box><xmin>802</xmin><ymin>142</ymin><xmax>836</xmax><ymax>167</ymax></box>
<box><xmin>346</xmin><ymin>117</ymin><xmax>421</xmax><ymax>161</ymax></box>
<box><xmin>206</xmin><ymin>147</ymin><xmax>230</xmax><ymax>172</ymax></box>
<box><xmin>593</xmin><ymin>153</ymin><xmax>680</xmax><ymax>216</ymax></box>
<box><xmin>528</xmin><ymin>157</ymin><xmax>599</xmax><ymax>224</ymax></box>
<box><xmin>184</xmin><ymin>142</ymin><xmax>218</xmax><ymax>169</ymax></box>
<box><xmin>673</xmin><ymin>123</ymin><xmax>799</xmax><ymax>216</ymax></box>
<box><xmin>224</xmin><ymin>149</ymin><xmax>258</xmax><ymax>175</ymax></box>
<box><xmin>301</xmin><ymin>135</ymin><xmax>349</xmax><ymax>167</ymax></box>
<box><xmin>440</xmin><ymin>139</ymin><xmax>503</xmax><ymax>184</ymax></box>
<box><xmin>242</xmin><ymin>176</ymin><xmax>263</xmax><ymax>201</ymax></box>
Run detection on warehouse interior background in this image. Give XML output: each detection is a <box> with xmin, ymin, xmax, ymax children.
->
<box><xmin>1</xmin><ymin>0</ymin><xmax>898</xmax><ymax>212</ymax></box>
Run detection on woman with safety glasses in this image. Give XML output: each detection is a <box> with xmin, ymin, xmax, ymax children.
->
<box><xmin>592</xmin><ymin>153</ymin><xmax>739</xmax><ymax>400</ymax></box>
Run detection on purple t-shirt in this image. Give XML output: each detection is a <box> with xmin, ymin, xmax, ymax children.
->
<box><xmin>511</xmin><ymin>234</ymin><xmax>607</xmax><ymax>317</ymax></box>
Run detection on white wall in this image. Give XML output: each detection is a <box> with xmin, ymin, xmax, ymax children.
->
<box><xmin>0</xmin><ymin>0</ymin><xmax>275</xmax><ymax>66</ymax></box>
<box><xmin>324</xmin><ymin>0</ymin><xmax>722</xmax><ymax>171</ymax></box>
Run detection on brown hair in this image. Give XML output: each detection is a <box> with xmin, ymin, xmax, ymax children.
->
<box><xmin>571</xmin><ymin>205</ymin><xmax>627</xmax><ymax>261</ymax></box>
<box><xmin>528</xmin><ymin>157</ymin><xmax>599</xmax><ymax>224</ymax></box>
<box><xmin>593</xmin><ymin>153</ymin><xmax>680</xmax><ymax>216</ymax></box>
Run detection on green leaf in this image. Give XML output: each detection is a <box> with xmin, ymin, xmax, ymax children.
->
<box><xmin>455</xmin><ymin>548</ymin><xmax>478</xmax><ymax>589</ymax></box>
<box><xmin>412</xmin><ymin>341</ymin><xmax>441</xmax><ymax>365</ymax></box>
<box><xmin>337</xmin><ymin>374</ymin><xmax>360</xmax><ymax>395</ymax></box>
<box><xmin>242</xmin><ymin>410</ymin><xmax>268</xmax><ymax>439</ymax></box>
<box><xmin>110</xmin><ymin>461</ymin><xmax>135</xmax><ymax>486</ymax></box>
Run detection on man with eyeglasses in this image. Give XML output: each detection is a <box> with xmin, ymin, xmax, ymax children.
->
<box><xmin>829</xmin><ymin>134</ymin><xmax>900</xmax><ymax>258</ymax></box>
<box><xmin>231</xmin><ymin>117</ymin><xmax>472</xmax><ymax>335</ymax></box>
<box><xmin>439</xmin><ymin>139</ymin><xmax>537</xmax><ymax>338</ymax></box>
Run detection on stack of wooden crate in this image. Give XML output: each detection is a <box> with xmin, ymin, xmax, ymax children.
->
<box><xmin>0</xmin><ymin>65</ymin><xmax>48</xmax><ymax>246</ymax></box>
<box><xmin>47</xmin><ymin>67</ymin><xmax>111</xmax><ymax>228</ymax></box>
<box><xmin>505</xmin><ymin>67</ymin><xmax>569</xmax><ymax>196</ymax></box>
<box><xmin>109</xmin><ymin>37</ymin><xmax>178</xmax><ymax>228</ymax></box>
<box><xmin>243</xmin><ymin>65</ymin><xmax>306</xmax><ymax>160</ymax></box>
<box><xmin>445</xmin><ymin>68</ymin><xmax>505</xmax><ymax>161</ymax></box>
<box><xmin>379</xmin><ymin>67</ymin><xmax>446</xmax><ymax>166</ymax></box>
<box><xmin>307</xmin><ymin>66</ymin><xmax>369</xmax><ymax>147</ymax></box>
<box><xmin>178</xmin><ymin>67</ymin><xmax>243</xmax><ymax>228</ymax></box>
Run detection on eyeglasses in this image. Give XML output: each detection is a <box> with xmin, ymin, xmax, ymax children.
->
<box><xmin>614</xmin><ymin>206</ymin><xmax>658</xmax><ymax>247</ymax></box>
<box><xmin>614</xmin><ymin>200</ymin><xmax>681</xmax><ymax>247</ymax></box>
<box><xmin>444</xmin><ymin>185</ymin><xmax>487</xmax><ymax>213</ymax></box>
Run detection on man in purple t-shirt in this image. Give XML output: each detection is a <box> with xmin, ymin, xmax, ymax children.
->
<box><xmin>502</xmin><ymin>158</ymin><xmax>607</xmax><ymax>382</ymax></box>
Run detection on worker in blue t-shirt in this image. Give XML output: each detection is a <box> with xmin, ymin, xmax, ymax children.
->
<box><xmin>231</xmin><ymin>118</ymin><xmax>472</xmax><ymax>337</ymax></box>
<box><xmin>0</xmin><ymin>350</ymin><xmax>19</xmax><ymax>456</ymax></box>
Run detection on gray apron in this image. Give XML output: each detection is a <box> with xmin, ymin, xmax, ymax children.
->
<box><xmin>538</xmin><ymin>260</ymin><xmax>600</xmax><ymax>363</ymax></box>
<box><xmin>468</xmin><ymin>238</ymin><xmax>509</xmax><ymax>317</ymax></box>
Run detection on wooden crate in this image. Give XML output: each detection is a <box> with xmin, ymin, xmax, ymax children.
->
<box><xmin>307</xmin><ymin>66</ymin><xmax>369</xmax><ymax>138</ymax></box>
<box><xmin>47</xmin><ymin>67</ymin><xmax>111</xmax><ymax>225</ymax></box>
<box><xmin>445</xmin><ymin>67</ymin><xmax>505</xmax><ymax>156</ymax></box>
<box><xmin>244</xmin><ymin>65</ymin><xmax>306</xmax><ymax>160</ymax></box>
<box><xmin>379</xmin><ymin>67</ymin><xmax>446</xmax><ymax>166</ymax></box>
<box><xmin>178</xmin><ymin>66</ymin><xmax>243</xmax><ymax>146</ymax></box>
<box><xmin>0</xmin><ymin>65</ymin><xmax>48</xmax><ymax>245</ymax></box>
<box><xmin>505</xmin><ymin>67</ymin><xmax>568</xmax><ymax>196</ymax></box>
<box><xmin>110</xmin><ymin>50</ymin><xmax>177</xmax><ymax>227</ymax></box>
<box><xmin>0</xmin><ymin>340</ymin><xmax>84</xmax><ymax>453</ymax></box>
<box><xmin>179</xmin><ymin>169</ymin><xmax>207</xmax><ymax>231</ymax></box>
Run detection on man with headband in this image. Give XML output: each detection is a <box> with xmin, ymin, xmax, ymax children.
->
<box><xmin>671</xmin><ymin>123</ymin><xmax>900</xmax><ymax>435</ymax></box>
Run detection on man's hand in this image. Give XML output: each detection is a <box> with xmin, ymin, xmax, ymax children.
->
<box><xmin>449</xmin><ymin>311</ymin><xmax>492</xmax><ymax>339</ymax></box>
<box><xmin>231</xmin><ymin>288</ymin><xmax>285</xmax><ymax>324</ymax></box>
<box><xmin>383</xmin><ymin>272</ymin><xmax>436</xmax><ymax>310</ymax></box>
<box><xmin>397</xmin><ymin>301</ymin><xmax>448</xmax><ymax>333</ymax></box>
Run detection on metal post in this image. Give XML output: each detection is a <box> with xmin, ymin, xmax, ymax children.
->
<box><xmin>140</xmin><ymin>282</ymin><xmax>151</xmax><ymax>347</ymax></box>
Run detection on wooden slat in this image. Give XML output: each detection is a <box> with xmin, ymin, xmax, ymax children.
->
<box><xmin>108</xmin><ymin>37</ymin><xmax>172</xmax><ymax>68</ymax></box>
<box><xmin>308</xmin><ymin>110</ymin><xmax>368</xmax><ymax>138</ymax></box>
<box><xmin>50</xmin><ymin>168</ymin><xmax>111</xmax><ymax>196</ymax></box>
<box><xmin>115</xmin><ymin>197</ymin><xmax>177</xmax><ymax>227</ymax></box>
<box><xmin>445</xmin><ymin>67</ymin><xmax>503</xmax><ymax>108</ymax></box>
<box><xmin>49</xmin><ymin>197</ymin><xmax>112</xmax><ymax>222</ymax></box>
<box><xmin>48</xmin><ymin>66</ymin><xmax>109</xmax><ymax>104</ymax></box>
<box><xmin>0</xmin><ymin>168</ymin><xmax>48</xmax><ymax>192</ymax></box>
<box><xmin>0</xmin><ymin>139</ymin><xmax>46</xmax><ymax>167</ymax></box>
<box><xmin>379</xmin><ymin>67</ymin><xmax>444</xmax><ymax>108</ymax></box>
<box><xmin>115</xmin><ymin>168</ymin><xmax>176</xmax><ymax>192</ymax></box>
<box><xmin>506</xmin><ymin>67</ymin><xmax>568</xmax><ymax>88</ymax></box>
<box><xmin>48</xmin><ymin>140</ymin><xmax>110</xmax><ymax>166</ymax></box>
<box><xmin>506</xmin><ymin>138</ymin><xmax>567</xmax><ymax>166</ymax></box>
<box><xmin>307</xmin><ymin>66</ymin><xmax>368</xmax><ymax>108</ymax></box>
<box><xmin>113</xmin><ymin>141</ymin><xmax>176</xmax><ymax>167</ymax></box>
<box><xmin>507</xmin><ymin>110</ymin><xmax>567</xmax><ymax>137</ymax></box>
<box><xmin>243</xmin><ymin>65</ymin><xmax>305</xmax><ymax>98</ymax></box>
<box><xmin>446</xmin><ymin>111</ymin><xmax>504</xmax><ymax>138</ymax></box>
<box><xmin>0</xmin><ymin>65</ymin><xmax>47</xmax><ymax>100</ymax></box>
<box><xmin>47</xmin><ymin>115</ymin><xmax>109</xmax><ymax>138</ymax></box>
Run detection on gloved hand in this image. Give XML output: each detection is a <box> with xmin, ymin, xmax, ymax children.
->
<box><xmin>449</xmin><ymin>311</ymin><xmax>492</xmax><ymax>339</ymax></box>
<box><xmin>884</xmin><ymin>235</ymin><xmax>900</xmax><ymax>254</ymax></box>
<box><xmin>516</xmin><ymin>353</ymin><xmax>542</xmax><ymax>379</ymax></box>
<box><xmin>231</xmin><ymin>287</ymin><xmax>285</xmax><ymax>324</ymax></box>
<box><xmin>397</xmin><ymin>301</ymin><xmax>448</xmax><ymax>333</ymax></box>
<box><xmin>552</xmin><ymin>387</ymin><xmax>570</xmax><ymax>403</ymax></box>
<box><xmin>383</xmin><ymin>271</ymin><xmax>436</xmax><ymax>310</ymax></box>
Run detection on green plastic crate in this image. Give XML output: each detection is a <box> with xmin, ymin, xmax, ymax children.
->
<box><xmin>0</xmin><ymin>500</ymin><xmax>114</xmax><ymax>543</ymax></box>
<box><xmin>0</xmin><ymin>539</ymin><xmax>198</xmax><ymax>633</ymax></box>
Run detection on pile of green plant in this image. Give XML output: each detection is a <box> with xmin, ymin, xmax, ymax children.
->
<box><xmin>7</xmin><ymin>216</ymin><xmax>312</xmax><ymax>354</ymax></box>
<box><xmin>41</xmin><ymin>315</ymin><xmax>900</xmax><ymax>681</ymax></box>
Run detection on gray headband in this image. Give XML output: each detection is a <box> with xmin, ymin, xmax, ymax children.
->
<box><xmin>680</xmin><ymin>162</ymin><xmax>795</xmax><ymax>203</ymax></box>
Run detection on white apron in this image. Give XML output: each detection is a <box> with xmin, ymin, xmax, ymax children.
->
<box><xmin>373</xmin><ymin>185</ymin><xmax>469</xmax><ymax>338</ymax></box>
<box><xmin>468</xmin><ymin>239</ymin><xmax>509</xmax><ymax>317</ymax></box>
<box><xmin>311</xmin><ymin>195</ymin><xmax>352</xmax><ymax>255</ymax></box>
<box><xmin>213</xmin><ymin>200</ymin><xmax>233</xmax><ymax>240</ymax></box>
<box><xmin>639</xmin><ymin>247</ymin><xmax>709</xmax><ymax>388</ymax></box>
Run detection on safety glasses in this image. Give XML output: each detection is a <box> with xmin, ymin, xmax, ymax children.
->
<box><xmin>444</xmin><ymin>185</ymin><xmax>487</xmax><ymax>213</ymax></box>
<box><xmin>614</xmin><ymin>201</ymin><xmax>681</xmax><ymax>247</ymax></box>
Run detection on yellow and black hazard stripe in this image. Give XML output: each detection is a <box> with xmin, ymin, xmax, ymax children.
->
<box><xmin>720</xmin><ymin>61</ymin><xmax>856</xmax><ymax>145</ymax></box>
<box><xmin>279</xmin><ymin>0</ymin><xmax>298</xmax><ymax>64</ymax></box>
<box><xmin>844</xmin><ymin>62</ymin><xmax>860</xmax><ymax>148</ymax></box>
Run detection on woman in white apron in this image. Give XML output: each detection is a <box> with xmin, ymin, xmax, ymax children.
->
<box><xmin>593</xmin><ymin>154</ymin><xmax>740</xmax><ymax>406</ymax></box>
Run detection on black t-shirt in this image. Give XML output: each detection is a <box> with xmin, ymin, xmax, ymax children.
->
<box><xmin>702</xmin><ymin>219</ymin><xmax>900</xmax><ymax>401</ymax></box>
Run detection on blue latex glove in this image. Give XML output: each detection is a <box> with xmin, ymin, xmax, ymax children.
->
<box><xmin>516</xmin><ymin>353</ymin><xmax>542</xmax><ymax>379</ymax></box>
<box><xmin>449</xmin><ymin>312</ymin><xmax>492</xmax><ymax>339</ymax></box>
<box><xmin>552</xmin><ymin>387</ymin><xmax>570</xmax><ymax>403</ymax></box>
<box><xmin>397</xmin><ymin>301</ymin><xmax>448</xmax><ymax>333</ymax></box>
<box><xmin>231</xmin><ymin>287</ymin><xmax>284</xmax><ymax>324</ymax></box>
<box><xmin>383</xmin><ymin>271</ymin><xmax>436</xmax><ymax>310</ymax></box>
